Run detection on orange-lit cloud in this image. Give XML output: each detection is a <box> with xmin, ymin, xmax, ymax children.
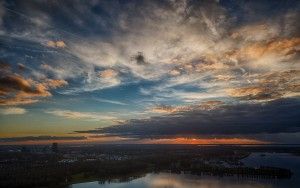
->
<box><xmin>225</xmin><ymin>37</ymin><xmax>300</xmax><ymax>61</ymax></box>
<box><xmin>99</xmin><ymin>69</ymin><xmax>118</xmax><ymax>78</ymax></box>
<box><xmin>0</xmin><ymin>135</ymin><xmax>267</xmax><ymax>146</ymax></box>
<box><xmin>47</xmin><ymin>40</ymin><xmax>66</xmax><ymax>48</ymax></box>
<box><xmin>151</xmin><ymin>101</ymin><xmax>224</xmax><ymax>114</ymax></box>
<box><xmin>169</xmin><ymin>69</ymin><xmax>181</xmax><ymax>76</ymax></box>
<box><xmin>0</xmin><ymin>64</ymin><xmax>68</xmax><ymax>105</ymax></box>
<box><xmin>44</xmin><ymin>79</ymin><xmax>68</xmax><ymax>88</ymax></box>
<box><xmin>227</xmin><ymin>86</ymin><xmax>266</xmax><ymax>98</ymax></box>
<box><xmin>227</xmin><ymin>69</ymin><xmax>300</xmax><ymax>101</ymax></box>
<box><xmin>151</xmin><ymin>104</ymin><xmax>180</xmax><ymax>114</ymax></box>
<box><xmin>134</xmin><ymin>137</ymin><xmax>267</xmax><ymax>145</ymax></box>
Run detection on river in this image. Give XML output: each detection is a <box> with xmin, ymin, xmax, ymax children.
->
<box><xmin>70</xmin><ymin>152</ymin><xmax>300</xmax><ymax>188</ymax></box>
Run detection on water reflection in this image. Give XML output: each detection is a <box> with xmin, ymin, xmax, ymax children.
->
<box><xmin>70</xmin><ymin>173</ymin><xmax>276</xmax><ymax>188</ymax></box>
<box><xmin>242</xmin><ymin>152</ymin><xmax>300</xmax><ymax>187</ymax></box>
<box><xmin>70</xmin><ymin>153</ymin><xmax>300</xmax><ymax>188</ymax></box>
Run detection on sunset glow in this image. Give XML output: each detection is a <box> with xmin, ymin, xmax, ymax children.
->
<box><xmin>0</xmin><ymin>0</ymin><xmax>299</xmax><ymax>145</ymax></box>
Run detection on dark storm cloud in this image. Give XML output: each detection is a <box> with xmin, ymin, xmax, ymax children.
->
<box><xmin>76</xmin><ymin>99</ymin><xmax>300</xmax><ymax>138</ymax></box>
<box><xmin>133</xmin><ymin>52</ymin><xmax>148</xmax><ymax>65</ymax></box>
<box><xmin>0</xmin><ymin>136</ymin><xmax>87</xmax><ymax>142</ymax></box>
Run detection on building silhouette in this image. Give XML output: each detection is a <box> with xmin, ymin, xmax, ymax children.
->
<box><xmin>52</xmin><ymin>143</ymin><xmax>58</xmax><ymax>153</ymax></box>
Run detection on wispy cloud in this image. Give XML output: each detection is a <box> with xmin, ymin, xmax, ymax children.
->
<box><xmin>93</xmin><ymin>98</ymin><xmax>127</xmax><ymax>106</ymax></box>
<box><xmin>45</xmin><ymin>109</ymin><xmax>117</xmax><ymax>121</ymax></box>
<box><xmin>0</xmin><ymin>107</ymin><xmax>27</xmax><ymax>115</ymax></box>
<box><xmin>1</xmin><ymin>0</ymin><xmax>299</xmax><ymax>103</ymax></box>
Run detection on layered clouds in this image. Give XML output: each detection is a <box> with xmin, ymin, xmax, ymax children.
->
<box><xmin>0</xmin><ymin>61</ymin><xmax>67</xmax><ymax>105</ymax></box>
<box><xmin>78</xmin><ymin>99</ymin><xmax>299</xmax><ymax>138</ymax></box>
<box><xmin>0</xmin><ymin>0</ymin><xmax>300</xmax><ymax>144</ymax></box>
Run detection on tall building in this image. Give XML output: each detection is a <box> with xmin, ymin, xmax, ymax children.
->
<box><xmin>52</xmin><ymin>143</ymin><xmax>58</xmax><ymax>153</ymax></box>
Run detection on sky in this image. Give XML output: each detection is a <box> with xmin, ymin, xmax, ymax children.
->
<box><xmin>0</xmin><ymin>0</ymin><xmax>300</xmax><ymax>145</ymax></box>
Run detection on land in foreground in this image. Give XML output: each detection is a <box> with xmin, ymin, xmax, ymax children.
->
<box><xmin>1</xmin><ymin>144</ymin><xmax>299</xmax><ymax>188</ymax></box>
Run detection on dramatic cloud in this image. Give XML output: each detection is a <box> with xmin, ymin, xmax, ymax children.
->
<box><xmin>1</xmin><ymin>0</ymin><xmax>300</xmax><ymax>143</ymax></box>
<box><xmin>227</xmin><ymin>86</ymin><xmax>276</xmax><ymax>101</ymax></box>
<box><xmin>0</xmin><ymin>107</ymin><xmax>26</xmax><ymax>115</ymax></box>
<box><xmin>227</xmin><ymin>69</ymin><xmax>300</xmax><ymax>101</ymax></box>
<box><xmin>0</xmin><ymin>61</ymin><xmax>67</xmax><ymax>105</ymax></box>
<box><xmin>1</xmin><ymin>0</ymin><xmax>299</xmax><ymax>100</ymax></box>
<box><xmin>76</xmin><ymin>99</ymin><xmax>300</xmax><ymax>140</ymax></box>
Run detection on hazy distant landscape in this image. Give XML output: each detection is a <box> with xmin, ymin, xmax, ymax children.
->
<box><xmin>1</xmin><ymin>144</ymin><xmax>300</xmax><ymax>187</ymax></box>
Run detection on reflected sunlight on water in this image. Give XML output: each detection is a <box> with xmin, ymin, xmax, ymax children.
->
<box><xmin>70</xmin><ymin>173</ymin><xmax>275</xmax><ymax>188</ymax></box>
<box><xmin>70</xmin><ymin>153</ymin><xmax>300</xmax><ymax>188</ymax></box>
